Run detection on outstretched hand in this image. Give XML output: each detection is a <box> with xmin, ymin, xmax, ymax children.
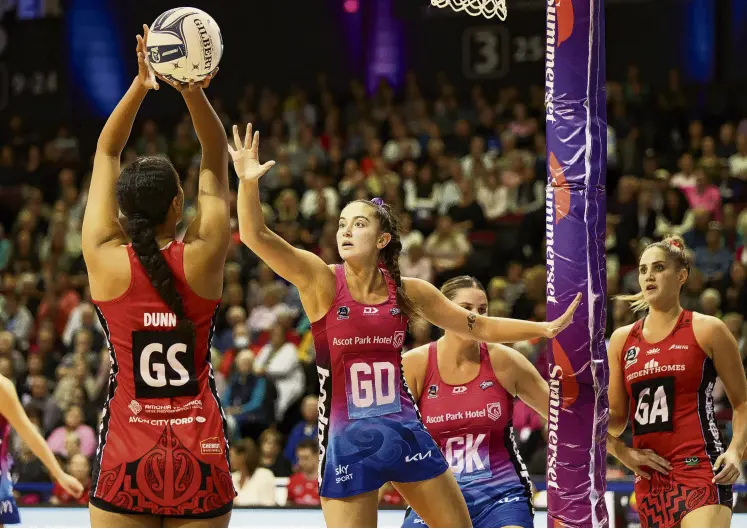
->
<box><xmin>228</xmin><ymin>123</ymin><xmax>276</xmax><ymax>182</ymax></box>
<box><xmin>545</xmin><ymin>293</ymin><xmax>582</xmax><ymax>339</ymax></box>
<box><xmin>136</xmin><ymin>25</ymin><xmax>158</xmax><ymax>91</ymax></box>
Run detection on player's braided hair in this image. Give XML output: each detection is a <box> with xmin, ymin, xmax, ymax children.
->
<box><xmin>116</xmin><ymin>156</ymin><xmax>194</xmax><ymax>339</ymax></box>
<box><xmin>354</xmin><ymin>198</ymin><xmax>422</xmax><ymax>330</ymax></box>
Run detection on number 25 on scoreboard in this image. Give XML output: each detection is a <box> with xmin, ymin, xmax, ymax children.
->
<box><xmin>345</xmin><ymin>361</ymin><xmax>402</xmax><ymax>419</ymax></box>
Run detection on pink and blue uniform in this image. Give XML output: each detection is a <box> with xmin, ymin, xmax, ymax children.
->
<box><xmin>312</xmin><ymin>265</ymin><xmax>448</xmax><ymax>498</ymax></box>
<box><xmin>402</xmin><ymin>342</ymin><xmax>534</xmax><ymax>528</ymax></box>
<box><xmin>0</xmin><ymin>417</ymin><xmax>20</xmax><ymax>525</ymax></box>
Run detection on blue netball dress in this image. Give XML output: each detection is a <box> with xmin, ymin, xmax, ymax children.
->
<box><xmin>311</xmin><ymin>265</ymin><xmax>448</xmax><ymax>498</ymax></box>
<box><xmin>402</xmin><ymin>342</ymin><xmax>534</xmax><ymax>528</ymax></box>
<box><xmin>0</xmin><ymin>417</ymin><xmax>20</xmax><ymax>524</ymax></box>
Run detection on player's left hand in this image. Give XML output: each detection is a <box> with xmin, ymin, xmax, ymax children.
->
<box><xmin>56</xmin><ymin>472</ymin><xmax>85</xmax><ymax>498</ymax></box>
<box><xmin>155</xmin><ymin>68</ymin><xmax>219</xmax><ymax>92</ymax></box>
<box><xmin>713</xmin><ymin>449</ymin><xmax>741</xmax><ymax>485</ymax></box>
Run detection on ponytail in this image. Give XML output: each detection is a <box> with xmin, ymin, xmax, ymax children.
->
<box><xmin>360</xmin><ymin>199</ymin><xmax>423</xmax><ymax>331</ymax></box>
<box><xmin>126</xmin><ymin>215</ymin><xmax>194</xmax><ymax>340</ymax></box>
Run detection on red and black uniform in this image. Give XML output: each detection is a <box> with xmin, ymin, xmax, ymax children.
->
<box><xmin>90</xmin><ymin>242</ymin><xmax>235</xmax><ymax>517</ymax></box>
<box><xmin>621</xmin><ymin>310</ymin><xmax>732</xmax><ymax>528</ymax></box>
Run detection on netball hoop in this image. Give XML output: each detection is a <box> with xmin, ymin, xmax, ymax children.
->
<box><xmin>430</xmin><ymin>0</ymin><xmax>508</xmax><ymax>20</ymax></box>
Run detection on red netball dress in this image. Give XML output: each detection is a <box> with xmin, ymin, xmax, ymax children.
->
<box><xmin>620</xmin><ymin>310</ymin><xmax>732</xmax><ymax>528</ymax></box>
<box><xmin>90</xmin><ymin>242</ymin><xmax>235</xmax><ymax>517</ymax></box>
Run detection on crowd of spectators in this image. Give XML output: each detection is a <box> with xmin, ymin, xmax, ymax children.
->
<box><xmin>0</xmin><ymin>64</ymin><xmax>746</xmax><ymax>507</ymax></box>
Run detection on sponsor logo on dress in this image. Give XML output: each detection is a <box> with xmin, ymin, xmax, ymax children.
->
<box><xmin>335</xmin><ymin>464</ymin><xmax>353</xmax><ymax>483</ymax></box>
<box><xmin>624</xmin><ymin>347</ymin><xmax>640</xmax><ymax>369</ymax></box>
<box><xmin>337</xmin><ymin>306</ymin><xmax>350</xmax><ymax>320</ymax></box>
<box><xmin>480</xmin><ymin>380</ymin><xmax>494</xmax><ymax>390</ymax></box>
<box><xmin>129</xmin><ymin>400</ymin><xmax>142</xmax><ymax>416</ymax></box>
<box><xmin>646</xmin><ymin>348</ymin><xmax>660</xmax><ymax>356</ymax></box>
<box><xmin>669</xmin><ymin>344</ymin><xmax>688</xmax><ymax>351</ymax></box>
<box><xmin>200</xmin><ymin>437</ymin><xmax>223</xmax><ymax>455</ymax></box>
<box><xmin>393</xmin><ymin>331</ymin><xmax>405</xmax><ymax>349</ymax></box>
<box><xmin>487</xmin><ymin>402</ymin><xmax>502</xmax><ymax>421</ymax></box>
<box><xmin>128</xmin><ymin>400</ymin><xmax>203</xmax><ymax>415</ymax></box>
<box><xmin>427</xmin><ymin>385</ymin><xmax>438</xmax><ymax>399</ymax></box>
<box><xmin>685</xmin><ymin>456</ymin><xmax>699</xmax><ymax>467</ymax></box>
<box><xmin>405</xmin><ymin>450</ymin><xmax>432</xmax><ymax>463</ymax></box>
<box><xmin>452</xmin><ymin>386</ymin><xmax>467</xmax><ymax>394</ymax></box>
<box><xmin>626</xmin><ymin>361</ymin><xmax>686</xmax><ymax>382</ymax></box>
<box><xmin>195</xmin><ymin>416</ymin><xmax>206</xmax><ymax>423</ymax></box>
<box><xmin>129</xmin><ymin>417</ymin><xmax>195</xmax><ymax>426</ymax></box>
<box><xmin>363</xmin><ymin>307</ymin><xmax>379</xmax><ymax>315</ymax></box>
<box><xmin>390</xmin><ymin>307</ymin><xmax>401</xmax><ymax>316</ymax></box>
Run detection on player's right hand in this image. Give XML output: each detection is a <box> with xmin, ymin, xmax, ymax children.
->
<box><xmin>228</xmin><ymin>123</ymin><xmax>276</xmax><ymax>182</ymax></box>
<box><xmin>56</xmin><ymin>472</ymin><xmax>85</xmax><ymax>498</ymax></box>
<box><xmin>544</xmin><ymin>293</ymin><xmax>582</xmax><ymax>338</ymax></box>
<box><xmin>136</xmin><ymin>24</ymin><xmax>159</xmax><ymax>91</ymax></box>
<box><xmin>619</xmin><ymin>447</ymin><xmax>671</xmax><ymax>480</ymax></box>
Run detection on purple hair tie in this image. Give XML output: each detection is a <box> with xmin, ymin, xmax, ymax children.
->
<box><xmin>371</xmin><ymin>197</ymin><xmax>385</xmax><ymax>207</ymax></box>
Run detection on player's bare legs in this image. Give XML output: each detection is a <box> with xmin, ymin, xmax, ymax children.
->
<box><xmin>679</xmin><ymin>504</ymin><xmax>731</xmax><ymax>528</ymax></box>
<box><xmin>163</xmin><ymin>511</ymin><xmax>231</xmax><ymax>528</ymax></box>
<box><xmin>321</xmin><ymin>490</ymin><xmax>379</xmax><ymax>528</ymax></box>
<box><xmin>394</xmin><ymin>471</ymin><xmax>472</xmax><ymax>528</ymax></box>
<box><xmin>90</xmin><ymin>503</ymin><xmax>160</xmax><ymax>528</ymax></box>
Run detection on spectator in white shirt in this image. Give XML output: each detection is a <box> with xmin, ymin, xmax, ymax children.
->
<box><xmin>254</xmin><ymin>323</ymin><xmax>305</xmax><ymax>423</ymax></box>
<box><xmin>461</xmin><ymin>136</ymin><xmax>494</xmax><ymax>180</ymax></box>
<box><xmin>476</xmin><ymin>171</ymin><xmax>511</xmax><ymax>221</ymax></box>
<box><xmin>399</xmin><ymin>243</ymin><xmax>434</xmax><ymax>283</ymax></box>
<box><xmin>729</xmin><ymin>134</ymin><xmax>747</xmax><ymax>180</ymax></box>
<box><xmin>383</xmin><ymin>120</ymin><xmax>422</xmax><ymax>165</ymax></box>
<box><xmin>300</xmin><ymin>173</ymin><xmax>339</xmax><ymax>219</ymax></box>
<box><xmin>404</xmin><ymin>165</ymin><xmax>442</xmax><ymax>223</ymax></box>
<box><xmin>424</xmin><ymin>215</ymin><xmax>472</xmax><ymax>277</ymax></box>
<box><xmin>247</xmin><ymin>284</ymin><xmax>293</xmax><ymax>334</ymax></box>
<box><xmin>231</xmin><ymin>438</ymin><xmax>277</xmax><ymax>507</ymax></box>
<box><xmin>670</xmin><ymin>152</ymin><xmax>697</xmax><ymax>188</ymax></box>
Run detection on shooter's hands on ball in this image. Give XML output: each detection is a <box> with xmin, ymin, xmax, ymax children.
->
<box><xmin>55</xmin><ymin>471</ymin><xmax>85</xmax><ymax>499</ymax></box>
<box><xmin>229</xmin><ymin>124</ymin><xmax>276</xmax><ymax>181</ymax></box>
<box><xmin>135</xmin><ymin>25</ymin><xmax>159</xmax><ymax>91</ymax></box>
<box><xmin>617</xmin><ymin>447</ymin><xmax>671</xmax><ymax>480</ymax></box>
<box><xmin>712</xmin><ymin>449</ymin><xmax>741</xmax><ymax>485</ymax></box>
<box><xmin>543</xmin><ymin>293</ymin><xmax>582</xmax><ymax>338</ymax></box>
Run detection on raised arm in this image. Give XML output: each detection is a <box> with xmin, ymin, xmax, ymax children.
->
<box><xmin>82</xmin><ymin>26</ymin><xmax>158</xmax><ymax>259</ymax></box>
<box><xmin>177</xmin><ymin>73</ymin><xmax>230</xmax><ymax>263</ymax></box>
<box><xmin>403</xmin><ymin>277</ymin><xmax>581</xmax><ymax>343</ymax></box>
<box><xmin>230</xmin><ymin>124</ymin><xmax>336</xmax><ymax>316</ymax></box>
<box><xmin>0</xmin><ymin>376</ymin><xmax>84</xmax><ymax>498</ymax></box>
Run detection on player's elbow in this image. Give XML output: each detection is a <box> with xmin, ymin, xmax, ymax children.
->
<box><xmin>608</xmin><ymin>413</ymin><xmax>627</xmax><ymax>438</ymax></box>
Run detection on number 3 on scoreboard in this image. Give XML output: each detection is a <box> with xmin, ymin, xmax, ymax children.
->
<box><xmin>463</xmin><ymin>27</ymin><xmax>509</xmax><ymax>79</ymax></box>
<box><xmin>345</xmin><ymin>361</ymin><xmax>401</xmax><ymax>419</ymax></box>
